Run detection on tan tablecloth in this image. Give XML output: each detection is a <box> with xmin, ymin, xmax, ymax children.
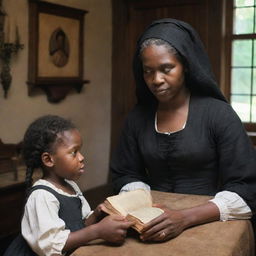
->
<box><xmin>71</xmin><ymin>191</ymin><xmax>255</xmax><ymax>256</ymax></box>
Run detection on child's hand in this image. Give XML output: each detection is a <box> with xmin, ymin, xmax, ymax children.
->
<box><xmin>94</xmin><ymin>203</ymin><xmax>108</xmax><ymax>219</ymax></box>
<box><xmin>85</xmin><ymin>204</ymin><xmax>108</xmax><ymax>226</ymax></box>
<box><xmin>97</xmin><ymin>215</ymin><xmax>134</xmax><ymax>244</ymax></box>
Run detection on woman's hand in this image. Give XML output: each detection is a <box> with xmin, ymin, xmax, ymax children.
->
<box><xmin>140</xmin><ymin>202</ymin><xmax>220</xmax><ymax>242</ymax></box>
<box><xmin>140</xmin><ymin>204</ymin><xmax>186</xmax><ymax>242</ymax></box>
<box><xmin>97</xmin><ymin>215</ymin><xmax>134</xmax><ymax>244</ymax></box>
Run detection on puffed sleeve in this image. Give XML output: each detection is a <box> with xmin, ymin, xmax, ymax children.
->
<box><xmin>111</xmin><ymin>108</ymin><xmax>150</xmax><ymax>193</ymax></box>
<box><xmin>210</xmin><ymin>191</ymin><xmax>252</xmax><ymax>220</ymax></box>
<box><xmin>211</xmin><ymin>102</ymin><xmax>256</xmax><ymax>212</ymax></box>
<box><xmin>21</xmin><ymin>190</ymin><xmax>70</xmax><ymax>256</ymax></box>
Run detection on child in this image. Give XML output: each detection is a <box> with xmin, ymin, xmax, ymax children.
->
<box><xmin>4</xmin><ymin>115</ymin><xmax>133</xmax><ymax>256</ymax></box>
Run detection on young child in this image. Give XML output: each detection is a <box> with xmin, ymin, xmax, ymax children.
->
<box><xmin>4</xmin><ymin>115</ymin><xmax>133</xmax><ymax>256</ymax></box>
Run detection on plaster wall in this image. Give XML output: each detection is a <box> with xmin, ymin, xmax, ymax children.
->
<box><xmin>0</xmin><ymin>0</ymin><xmax>112</xmax><ymax>191</ymax></box>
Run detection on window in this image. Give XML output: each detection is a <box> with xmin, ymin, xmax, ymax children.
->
<box><xmin>229</xmin><ymin>0</ymin><xmax>256</xmax><ymax>129</ymax></box>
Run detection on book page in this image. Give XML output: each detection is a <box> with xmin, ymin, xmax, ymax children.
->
<box><xmin>128</xmin><ymin>207</ymin><xmax>164</xmax><ymax>224</ymax></box>
<box><xmin>106</xmin><ymin>189</ymin><xmax>152</xmax><ymax>216</ymax></box>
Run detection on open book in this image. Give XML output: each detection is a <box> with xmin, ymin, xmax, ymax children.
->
<box><xmin>103</xmin><ymin>189</ymin><xmax>164</xmax><ymax>233</ymax></box>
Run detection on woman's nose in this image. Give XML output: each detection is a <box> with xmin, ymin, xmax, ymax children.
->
<box><xmin>153</xmin><ymin>71</ymin><xmax>164</xmax><ymax>86</ymax></box>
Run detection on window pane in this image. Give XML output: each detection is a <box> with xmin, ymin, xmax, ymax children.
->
<box><xmin>233</xmin><ymin>7</ymin><xmax>254</xmax><ymax>34</ymax></box>
<box><xmin>232</xmin><ymin>40</ymin><xmax>252</xmax><ymax>66</ymax></box>
<box><xmin>254</xmin><ymin>40</ymin><xmax>256</xmax><ymax>66</ymax></box>
<box><xmin>252</xmin><ymin>96</ymin><xmax>256</xmax><ymax>122</ymax></box>
<box><xmin>231</xmin><ymin>68</ymin><xmax>251</xmax><ymax>94</ymax></box>
<box><xmin>235</xmin><ymin>0</ymin><xmax>254</xmax><ymax>7</ymax></box>
<box><xmin>253</xmin><ymin>68</ymin><xmax>256</xmax><ymax>94</ymax></box>
<box><xmin>231</xmin><ymin>95</ymin><xmax>251</xmax><ymax>122</ymax></box>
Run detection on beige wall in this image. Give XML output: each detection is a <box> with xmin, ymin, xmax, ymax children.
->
<box><xmin>0</xmin><ymin>0</ymin><xmax>112</xmax><ymax>191</ymax></box>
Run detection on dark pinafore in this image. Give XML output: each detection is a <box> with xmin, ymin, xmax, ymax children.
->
<box><xmin>4</xmin><ymin>185</ymin><xmax>85</xmax><ymax>256</ymax></box>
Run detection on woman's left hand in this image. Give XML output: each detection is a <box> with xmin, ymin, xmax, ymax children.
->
<box><xmin>140</xmin><ymin>204</ymin><xmax>187</xmax><ymax>242</ymax></box>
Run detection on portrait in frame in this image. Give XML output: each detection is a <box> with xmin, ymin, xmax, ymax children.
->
<box><xmin>27</xmin><ymin>0</ymin><xmax>89</xmax><ymax>102</ymax></box>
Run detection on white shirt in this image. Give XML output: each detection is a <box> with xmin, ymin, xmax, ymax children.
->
<box><xmin>120</xmin><ymin>181</ymin><xmax>252</xmax><ymax>221</ymax></box>
<box><xmin>22</xmin><ymin>179</ymin><xmax>91</xmax><ymax>256</ymax></box>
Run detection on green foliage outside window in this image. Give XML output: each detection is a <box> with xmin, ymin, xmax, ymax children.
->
<box><xmin>231</xmin><ymin>0</ymin><xmax>256</xmax><ymax>123</ymax></box>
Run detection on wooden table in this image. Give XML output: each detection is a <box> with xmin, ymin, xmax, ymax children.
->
<box><xmin>71</xmin><ymin>191</ymin><xmax>255</xmax><ymax>256</ymax></box>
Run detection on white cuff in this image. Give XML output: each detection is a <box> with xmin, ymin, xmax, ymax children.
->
<box><xmin>209</xmin><ymin>191</ymin><xmax>252</xmax><ymax>221</ymax></box>
<box><xmin>120</xmin><ymin>181</ymin><xmax>151</xmax><ymax>194</ymax></box>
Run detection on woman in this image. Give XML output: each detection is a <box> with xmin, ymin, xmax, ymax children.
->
<box><xmin>111</xmin><ymin>19</ymin><xmax>256</xmax><ymax>242</ymax></box>
<box><xmin>50</xmin><ymin>30</ymin><xmax>69</xmax><ymax>67</ymax></box>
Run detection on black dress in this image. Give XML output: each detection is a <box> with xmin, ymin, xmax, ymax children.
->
<box><xmin>111</xmin><ymin>95</ymin><xmax>256</xmax><ymax>212</ymax></box>
<box><xmin>3</xmin><ymin>185</ymin><xmax>85</xmax><ymax>256</ymax></box>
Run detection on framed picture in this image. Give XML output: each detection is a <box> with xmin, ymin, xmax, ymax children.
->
<box><xmin>27</xmin><ymin>0</ymin><xmax>89</xmax><ymax>102</ymax></box>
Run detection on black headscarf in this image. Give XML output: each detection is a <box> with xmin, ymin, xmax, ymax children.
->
<box><xmin>133</xmin><ymin>18</ymin><xmax>227</xmax><ymax>106</ymax></box>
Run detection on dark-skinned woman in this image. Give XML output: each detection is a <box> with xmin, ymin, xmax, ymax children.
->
<box><xmin>111</xmin><ymin>19</ymin><xmax>256</xmax><ymax>242</ymax></box>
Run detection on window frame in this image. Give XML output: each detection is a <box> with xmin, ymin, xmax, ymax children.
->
<box><xmin>224</xmin><ymin>0</ymin><xmax>256</xmax><ymax>133</ymax></box>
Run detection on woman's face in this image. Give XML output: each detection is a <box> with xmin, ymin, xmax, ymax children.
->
<box><xmin>141</xmin><ymin>44</ymin><xmax>186</xmax><ymax>103</ymax></box>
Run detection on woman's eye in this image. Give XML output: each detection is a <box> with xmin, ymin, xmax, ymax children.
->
<box><xmin>143</xmin><ymin>69</ymin><xmax>152</xmax><ymax>74</ymax></box>
<box><xmin>163</xmin><ymin>67</ymin><xmax>171</xmax><ymax>73</ymax></box>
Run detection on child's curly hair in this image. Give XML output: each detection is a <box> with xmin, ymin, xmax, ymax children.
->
<box><xmin>22</xmin><ymin>115</ymin><xmax>76</xmax><ymax>190</ymax></box>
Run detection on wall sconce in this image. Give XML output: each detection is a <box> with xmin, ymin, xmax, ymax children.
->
<box><xmin>0</xmin><ymin>0</ymin><xmax>23</xmax><ymax>98</ymax></box>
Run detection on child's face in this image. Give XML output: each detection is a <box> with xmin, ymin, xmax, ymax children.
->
<box><xmin>51</xmin><ymin>129</ymin><xmax>85</xmax><ymax>181</ymax></box>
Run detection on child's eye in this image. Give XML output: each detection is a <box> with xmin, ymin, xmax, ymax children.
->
<box><xmin>71</xmin><ymin>151</ymin><xmax>77</xmax><ymax>156</ymax></box>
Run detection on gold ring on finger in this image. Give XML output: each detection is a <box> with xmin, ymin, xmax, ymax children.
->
<box><xmin>160</xmin><ymin>231</ymin><xmax>166</xmax><ymax>238</ymax></box>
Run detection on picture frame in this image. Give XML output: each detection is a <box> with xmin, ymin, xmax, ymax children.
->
<box><xmin>27</xmin><ymin>0</ymin><xmax>89</xmax><ymax>103</ymax></box>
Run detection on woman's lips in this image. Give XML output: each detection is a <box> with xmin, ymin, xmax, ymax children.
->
<box><xmin>155</xmin><ymin>88</ymin><xmax>168</xmax><ymax>95</ymax></box>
